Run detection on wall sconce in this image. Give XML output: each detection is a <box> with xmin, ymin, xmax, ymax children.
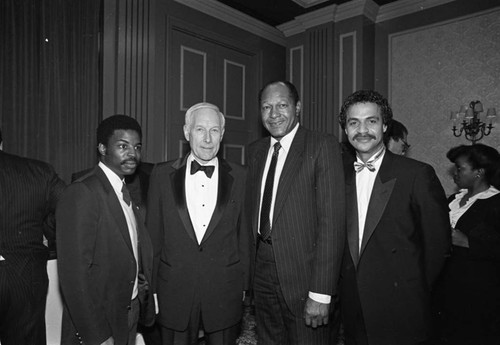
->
<box><xmin>450</xmin><ymin>100</ymin><xmax>496</xmax><ymax>144</ymax></box>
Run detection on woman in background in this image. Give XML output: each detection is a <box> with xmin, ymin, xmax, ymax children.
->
<box><xmin>434</xmin><ymin>144</ymin><xmax>500</xmax><ymax>344</ymax></box>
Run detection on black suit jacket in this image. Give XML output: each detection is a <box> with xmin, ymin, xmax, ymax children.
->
<box><xmin>72</xmin><ymin>162</ymin><xmax>154</xmax><ymax>208</ymax></box>
<box><xmin>147</xmin><ymin>156</ymin><xmax>250</xmax><ymax>332</ymax></box>
<box><xmin>247</xmin><ymin>126</ymin><xmax>345</xmax><ymax>316</ymax></box>
<box><xmin>341</xmin><ymin>151</ymin><xmax>450</xmax><ymax>345</ymax></box>
<box><xmin>0</xmin><ymin>150</ymin><xmax>65</xmax><ymax>272</ymax></box>
<box><xmin>57</xmin><ymin>166</ymin><xmax>154</xmax><ymax>345</ymax></box>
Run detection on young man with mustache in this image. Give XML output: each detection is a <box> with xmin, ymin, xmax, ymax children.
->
<box><xmin>339</xmin><ymin>90</ymin><xmax>450</xmax><ymax>345</ymax></box>
<box><xmin>57</xmin><ymin>115</ymin><xmax>155</xmax><ymax>345</ymax></box>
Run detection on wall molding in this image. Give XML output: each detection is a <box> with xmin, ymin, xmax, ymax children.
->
<box><xmin>173</xmin><ymin>0</ymin><xmax>286</xmax><ymax>46</ymax></box>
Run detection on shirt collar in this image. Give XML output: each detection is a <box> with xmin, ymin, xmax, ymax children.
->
<box><xmin>270</xmin><ymin>122</ymin><xmax>299</xmax><ymax>153</ymax></box>
<box><xmin>98</xmin><ymin>161</ymin><xmax>125</xmax><ymax>193</ymax></box>
<box><xmin>454</xmin><ymin>185</ymin><xmax>500</xmax><ymax>202</ymax></box>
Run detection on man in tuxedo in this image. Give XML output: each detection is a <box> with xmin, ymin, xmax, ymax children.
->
<box><xmin>147</xmin><ymin>102</ymin><xmax>250</xmax><ymax>345</ymax></box>
<box><xmin>57</xmin><ymin>115</ymin><xmax>155</xmax><ymax>345</ymax></box>
<box><xmin>338</xmin><ymin>90</ymin><xmax>450</xmax><ymax>345</ymax></box>
<box><xmin>247</xmin><ymin>81</ymin><xmax>345</xmax><ymax>344</ymax></box>
<box><xmin>0</xmin><ymin>128</ymin><xmax>66</xmax><ymax>345</ymax></box>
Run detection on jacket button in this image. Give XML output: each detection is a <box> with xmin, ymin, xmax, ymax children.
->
<box><xmin>127</xmin><ymin>305</ymin><xmax>131</xmax><ymax>310</ymax></box>
<box><xmin>199</xmin><ymin>247</ymin><xmax>203</xmax><ymax>252</ymax></box>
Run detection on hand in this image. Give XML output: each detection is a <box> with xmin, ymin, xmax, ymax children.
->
<box><xmin>303</xmin><ymin>297</ymin><xmax>330</xmax><ymax>328</ymax></box>
<box><xmin>451</xmin><ymin>228</ymin><xmax>469</xmax><ymax>248</ymax></box>
<box><xmin>100</xmin><ymin>336</ymin><xmax>114</xmax><ymax>345</ymax></box>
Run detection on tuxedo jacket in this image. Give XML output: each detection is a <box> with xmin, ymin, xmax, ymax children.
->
<box><xmin>340</xmin><ymin>151</ymin><xmax>450</xmax><ymax>345</ymax></box>
<box><xmin>0</xmin><ymin>150</ymin><xmax>65</xmax><ymax>287</ymax></box>
<box><xmin>247</xmin><ymin>126</ymin><xmax>345</xmax><ymax>316</ymax></box>
<box><xmin>146</xmin><ymin>156</ymin><xmax>250</xmax><ymax>332</ymax></box>
<box><xmin>57</xmin><ymin>166</ymin><xmax>154</xmax><ymax>345</ymax></box>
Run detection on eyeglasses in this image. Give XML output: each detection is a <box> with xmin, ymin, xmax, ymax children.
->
<box><xmin>401</xmin><ymin>139</ymin><xmax>411</xmax><ymax>155</ymax></box>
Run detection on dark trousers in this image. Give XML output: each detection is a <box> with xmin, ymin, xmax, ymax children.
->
<box><xmin>253</xmin><ymin>240</ymin><xmax>332</xmax><ymax>345</ymax></box>
<box><xmin>160</xmin><ymin>287</ymin><xmax>241</xmax><ymax>345</ymax></box>
<box><xmin>0</xmin><ymin>259</ymin><xmax>48</xmax><ymax>345</ymax></box>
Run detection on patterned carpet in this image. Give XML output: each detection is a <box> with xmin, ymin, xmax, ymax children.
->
<box><xmin>200</xmin><ymin>306</ymin><xmax>345</xmax><ymax>345</ymax></box>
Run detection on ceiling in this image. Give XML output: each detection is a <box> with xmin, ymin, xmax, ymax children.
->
<box><xmin>215</xmin><ymin>0</ymin><xmax>400</xmax><ymax>27</ymax></box>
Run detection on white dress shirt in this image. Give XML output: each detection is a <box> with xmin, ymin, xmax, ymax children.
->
<box><xmin>98</xmin><ymin>162</ymin><xmax>139</xmax><ymax>299</ymax></box>
<box><xmin>185</xmin><ymin>154</ymin><xmax>219</xmax><ymax>244</ymax></box>
<box><xmin>355</xmin><ymin>147</ymin><xmax>386</xmax><ymax>250</ymax></box>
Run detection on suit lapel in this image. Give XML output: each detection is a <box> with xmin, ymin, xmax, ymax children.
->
<box><xmin>359</xmin><ymin>153</ymin><xmax>396</xmax><ymax>257</ymax></box>
<box><xmin>200</xmin><ymin>158</ymin><xmax>233</xmax><ymax>244</ymax></box>
<box><xmin>95</xmin><ymin>167</ymin><xmax>135</xmax><ymax>255</ymax></box>
<box><xmin>344</xmin><ymin>155</ymin><xmax>360</xmax><ymax>267</ymax></box>
<box><xmin>170</xmin><ymin>158</ymin><xmax>197</xmax><ymax>243</ymax></box>
<box><xmin>272</xmin><ymin>127</ymin><xmax>305</xmax><ymax>225</ymax></box>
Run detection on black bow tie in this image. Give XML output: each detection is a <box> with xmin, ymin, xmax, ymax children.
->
<box><xmin>191</xmin><ymin>160</ymin><xmax>215</xmax><ymax>178</ymax></box>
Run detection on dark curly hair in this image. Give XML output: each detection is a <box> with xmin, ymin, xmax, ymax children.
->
<box><xmin>97</xmin><ymin>115</ymin><xmax>142</xmax><ymax>147</ymax></box>
<box><xmin>447</xmin><ymin>144</ymin><xmax>500</xmax><ymax>187</ymax></box>
<box><xmin>339</xmin><ymin>90</ymin><xmax>393</xmax><ymax>130</ymax></box>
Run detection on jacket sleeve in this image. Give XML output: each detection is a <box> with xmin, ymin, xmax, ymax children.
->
<box><xmin>56</xmin><ymin>182</ymin><xmax>112</xmax><ymax>344</ymax></box>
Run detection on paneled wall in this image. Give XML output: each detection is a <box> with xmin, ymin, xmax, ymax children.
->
<box><xmin>103</xmin><ymin>0</ymin><xmax>156</xmax><ymax>161</ymax></box>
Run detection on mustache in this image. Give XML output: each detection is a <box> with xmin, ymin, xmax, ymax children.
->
<box><xmin>121</xmin><ymin>159</ymin><xmax>138</xmax><ymax>165</ymax></box>
<box><xmin>353</xmin><ymin>134</ymin><xmax>376</xmax><ymax>140</ymax></box>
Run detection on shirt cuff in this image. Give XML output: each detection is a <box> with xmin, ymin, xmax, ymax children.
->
<box><xmin>308</xmin><ymin>291</ymin><xmax>331</xmax><ymax>304</ymax></box>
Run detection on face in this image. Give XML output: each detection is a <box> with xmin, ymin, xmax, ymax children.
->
<box><xmin>453</xmin><ymin>156</ymin><xmax>479</xmax><ymax>189</ymax></box>
<box><xmin>99</xmin><ymin>129</ymin><xmax>142</xmax><ymax>179</ymax></box>
<box><xmin>260</xmin><ymin>83</ymin><xmax>300</xmax><ymax>140</ymax></box>
<box><xmin>345</xmin><ymin>102</ymin><xmax>387</xmax><ymax>162</ymax></box>
<box><xmin>184</xmin><ymin>107</ymin><xmax>224</xmax><ymax>163</ymax></box>
<box><xmin>387</xmin><ymin>135</ymin><xmax>409</xmax><ymax>156</ymax></box>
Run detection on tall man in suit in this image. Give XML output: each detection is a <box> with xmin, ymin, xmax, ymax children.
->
<box><xmin>338</xmin><ymin>90</ymin><xmax>450</xmax><ymax>345</ymax></box>
<box><xmin>57</xmin><ymin>115</ymin><xmax>155</xmax><ymax>345</ymax></box>
<box><xmin>0</xmin><ymin>128</ymin><xmax>66</xmax><ymax>345</ymax></box>
<box><xmin>147</xmin><ymin>102</ymin><xmax>250</xmax><ymax>345</ymax></box>
<box><xmin>247</xmin><ymin>81</ymin><xmax>345</xmax><ymax>344</ymax></box>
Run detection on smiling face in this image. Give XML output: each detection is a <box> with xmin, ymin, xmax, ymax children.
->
<box><xmin>345</xmin><ymin>102</ymin><xmax>387</xmax><ymax>162</ymax></box>
<box><xmin>184</xmin><ymin>107</ymin><xmax>224</xmax><ymax>163</ymax></box>
<box><xmin>99</xmin><ymin>129</ymin><xmax>142</xmax><ymax>179</ymax></box>
<box><xmin>260</xmin><ymin>83</ymin><xmax>300</xmax><ymax>140</ymax></box>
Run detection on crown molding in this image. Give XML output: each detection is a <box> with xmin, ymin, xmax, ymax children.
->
<box><xmin>173</xmin><ymin>0</ymin><xmax>286</xmax><ymax>46</ymax></box>
<box><xmin>376</xmin><ymin>0</ymin><xmax>455</xmax><ymax>23</ymax></box>
<box><xmin>335</xmin><ymin>0</ymin><xmax>379</xmax><ymax>22</ymax></box>
<box><xmin>292</xmin><ymin>0</ymin><xmax>330</xmax><ymax>8</ymax></box>
<box><xmin>278</xmin><ymin>4</ymin><xmax>337</xmax><ymax>36</ymax></box>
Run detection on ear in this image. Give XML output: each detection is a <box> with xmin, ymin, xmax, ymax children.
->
<box><xmin>383</xmin><ymin>123</ymin><xmax>388</xmax><ymax>133</ymax></box>
<box><xmin>98</xmin><ymin>143</ymin><xmax>106</xmax><ymax>156</ymax></box>
<box><xmin>183</xmin><ymin>125</ymin><xmax>190</xmax><ymax>142</ymax></box>
<box><xmin>295</xmin><ymin>101</ymin><xmax>302</xmax><ymax>116</ymax></box>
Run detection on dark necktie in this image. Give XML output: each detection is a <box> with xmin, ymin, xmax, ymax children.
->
<box><xmin>354</xmin><ymin>148</ymin><xmax>385</xmax><ymax>173</ymax></box>
<box><xmin>191</xmin><ymin>160</ymin><xmax>215</xmax><ymax>178</ymax></box>
<box><xmin>259</xmin><ymin>142</ymin><xmax>281</xmax><ymax>240</ymax></box>
<box><xmin>121</xmin><ymin>183</ymin><xmax>132</xmax><ymax>206</ymax></box>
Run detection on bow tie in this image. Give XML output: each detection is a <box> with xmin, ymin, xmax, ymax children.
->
<box><xmin>191</xmin><ymin>160</ymin><xmax>215</xmax><ymax>178</ymax></box>
<box><xmin>354</xmin><ymin>148</ymin><xmax>385</xmax><ymax>173</ymax></box>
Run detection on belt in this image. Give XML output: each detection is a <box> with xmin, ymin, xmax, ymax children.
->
<box><xmin>257</xmin><ymin>234</ymin><xmax>272</xmax><ymax>244</ymax></box>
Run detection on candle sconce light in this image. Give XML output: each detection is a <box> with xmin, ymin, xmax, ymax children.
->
<box><xmin>450</xmin><ymin>101</ymin><xmax>496</xmax><ymax>144</ymax></box>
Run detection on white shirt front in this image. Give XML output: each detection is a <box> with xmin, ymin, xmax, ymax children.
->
<box><xmin>355</xmin><ymin>148</ymin><xmax>386</xmax><ymax>250</ymax></box>
<box><xmin>98</xmin><ymin>162</ymin><xmax>138</xmax><ymax>299</ymax></box>
<box><xmin>185</xmin><ymin>154</ymin><xmax>219</xmax><ymax>244</ymax></box>
<box><xmin>258</xmin><ymin>123</ymin><xmax>299</xmax><ymax>233</ymax></box>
